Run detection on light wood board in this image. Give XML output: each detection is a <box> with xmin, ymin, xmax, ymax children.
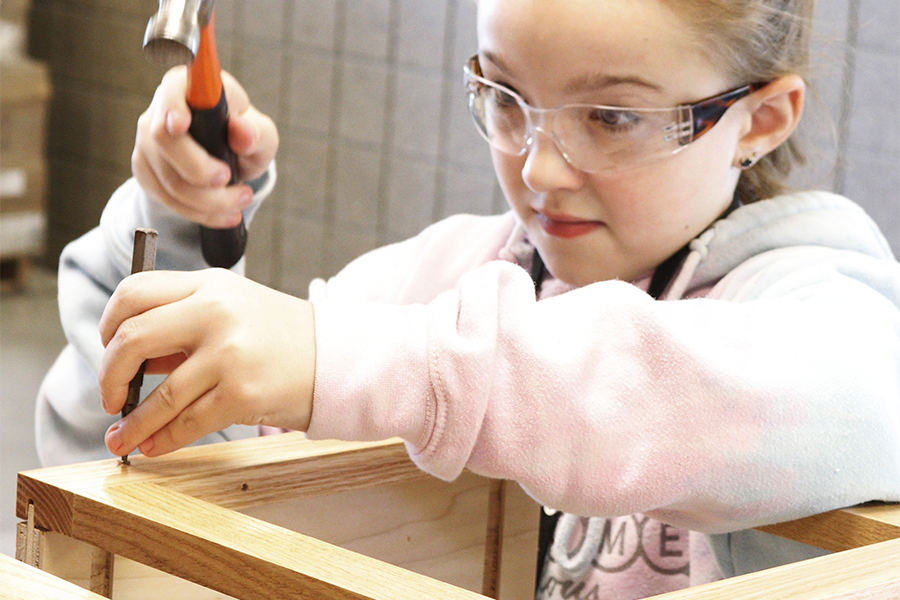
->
<box><xmin>15</xmin><ymin>433</ymin><xmax>900</xmax><ymax>599</ymax></box>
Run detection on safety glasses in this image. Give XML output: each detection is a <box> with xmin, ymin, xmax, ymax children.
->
<box><xmin>464</xmin><ymin>54</ymin><xmax>765</xmax><ymax>173</ymax></box>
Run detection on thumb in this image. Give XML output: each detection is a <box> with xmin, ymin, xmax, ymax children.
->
<box><xmin>228</xmin><ymin>108</ymin><xmax>279</xmax><ymax>180</ymax></box>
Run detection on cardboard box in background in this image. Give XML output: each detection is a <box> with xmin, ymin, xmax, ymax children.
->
<box><xmin>0</xmin><ymin>0</ymin><xmax>31</xmax><ymax>27</ymax></box>
<box><xmin>1</xmin><ymin>48</ymin><xmax>51</xmax><ymax>263</ymax></box>
<box><xmin>0</xmin><ymin>155</ymin><xmax>46</xmax><ymax>216</ymax></box>
<box><xmin>1</xmin><ymin>54</ymin><xmax>51</xmax><ymax>160</ymax></box>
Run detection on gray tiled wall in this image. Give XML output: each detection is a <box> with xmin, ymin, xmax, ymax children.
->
<box><xmin>28</xmin><ymin>0</ymin><xmax>900</xmax><ymax>296</ymax></box>
<box><xmin>217</xmin><ymin>0</ymin><xmax>500</xmax><ymax>295</ymax></box>
<box><xmin>842</xmin><ymin>0</ymin><xmax>900</xmax><ymax>246</ymax></box>
<box><xmin>219</xmin><ymin>0</ymin><xmax>900</xmax><ymax>295</ymax></box>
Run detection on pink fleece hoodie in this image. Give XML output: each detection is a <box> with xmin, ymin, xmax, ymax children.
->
<box><xmin>306</xmin><ymin>192</ymin><xmax>900</xmax><ymax>596</ymax></box>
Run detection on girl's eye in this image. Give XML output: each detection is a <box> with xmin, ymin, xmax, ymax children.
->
<box><xmin>490</xmin><ymin>84</ymin><xmax>520</xmax><ymax>107</ymax></box>
<box><xmin>590</xmin><ymin>108</ymin><xmax>641</xmax><ymax>129</ymax></box>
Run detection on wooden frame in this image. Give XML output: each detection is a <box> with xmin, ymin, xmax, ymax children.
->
<box><xmin>1</xmin><ymin>552</ymin><xmax>107</xmax><ymax>600</ymax></box>
<box><xmin>15</xmin><ymin>432</ymin><xmax>900</xmax><ymax>599</ymax></box>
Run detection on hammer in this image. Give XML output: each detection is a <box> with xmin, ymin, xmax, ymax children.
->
<box><xmin>143</xmin><ymin>0</ymin><xmax>247</xmax><ymax>269</ymax></box>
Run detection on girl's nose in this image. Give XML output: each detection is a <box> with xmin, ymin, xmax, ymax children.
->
<box><xmin>520</xmin><ymin>128</ymin><xmax>584</xmax><ymax>193</ymax></box>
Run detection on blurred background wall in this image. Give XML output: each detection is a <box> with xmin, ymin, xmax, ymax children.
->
<box><xmin>22</xmin><ymin>0</ymin><xmax>900</xmax><ymax>296</ymax></box>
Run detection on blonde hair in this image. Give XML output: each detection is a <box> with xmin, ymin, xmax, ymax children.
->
<box><xmin>670</xmin><ymin>0</ymin><xmax>815</xmax><ymax>203</ymax></box>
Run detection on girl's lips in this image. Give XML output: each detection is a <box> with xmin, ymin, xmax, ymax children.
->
<box><xmin>535</xmin><ymin>212</ymin><xmax>603</xmax><ymax>239</ymax></box>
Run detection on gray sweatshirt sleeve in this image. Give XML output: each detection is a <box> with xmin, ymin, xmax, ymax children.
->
<box><xmin>35</xmin><ymin>168</ymin><xmax>274</xmax><ymax>467</ymax></box>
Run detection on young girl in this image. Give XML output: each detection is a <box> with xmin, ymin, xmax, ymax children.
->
<box><xmin>39</xmin><ymin>0</ymin><xmax>900</xmax><ymax>597</ymax></box>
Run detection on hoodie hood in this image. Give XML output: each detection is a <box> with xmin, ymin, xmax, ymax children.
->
<box><xmin>667</xmin><ymin>191</ymin><xmax>895</xmax><ymax>300</ymax></box>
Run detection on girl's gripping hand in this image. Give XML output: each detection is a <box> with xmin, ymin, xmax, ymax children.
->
<box><xmin>98</xmin><ymin>268</ymin><xmax>314</xmax><ymax>458</ymax></box>
<box><xmin>131</xmin><ymin>67</ymin><xmax>279</xmax><ymax>229</ymax></box>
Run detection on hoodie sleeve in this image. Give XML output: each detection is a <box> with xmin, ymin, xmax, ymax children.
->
<box><xmin>35</xmin><ymin>169</ymin><xmax>274</xmax><ymax>467</ymax></box>
<box><xmin>307</xmin><ymin>246</ymin><xmax>900</xmax><ymax>534</ymax></box>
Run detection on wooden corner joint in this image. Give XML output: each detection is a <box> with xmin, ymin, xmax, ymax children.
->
<box><xmin>90</xmin><ymin>547</ymin><xmax>116</xmax><ymax>598</ymax></box>
<box><xmin>16</xmin><ymin>499</ymin><xmax>116</xmax><ymax>598</ymax></box>
<box><xmin>15</xmin><ymin>502</ymin><xmax>43</xmax><ymax>568</ymax></box>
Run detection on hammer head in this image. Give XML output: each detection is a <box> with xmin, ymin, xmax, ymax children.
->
<box><xmin>143</xmin><ymin>0</ymin><xmax>214</xmax><ymax>69</ymax></box>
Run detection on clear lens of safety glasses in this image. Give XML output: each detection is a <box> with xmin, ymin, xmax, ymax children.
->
<box><xmin>464</xmin><ymin>54</ymin><xmax>763</xmax><ymax>173</ymax></box>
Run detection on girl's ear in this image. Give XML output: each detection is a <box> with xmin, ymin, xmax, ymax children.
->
<box><xmin>734</xmin><ymin>74</ymin><xmax>805</xmax><ymax>167</ymax></box>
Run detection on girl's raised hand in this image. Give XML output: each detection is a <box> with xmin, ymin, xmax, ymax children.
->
<box><xmin>131</xmin><ymin>67</ymin><xmax>279</xmax><ymax>229</ymax></box>
<box><xmin>98</xmin><ymin>268</ymin><xmax>314</xmax><ymax>458</ymax></box>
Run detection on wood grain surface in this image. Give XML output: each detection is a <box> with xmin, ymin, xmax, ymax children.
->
<box><xmin>16</xmin><ymin>435</ymin><xmax>537</xmax><ymax>599</ymax></box>
<box><xmin>15</xmin><ymin>432</ymin><xmax>900</xmax><ymax>600</ymax></box>
<box><xmin>644</xmin><ymin>537</ymin><xmax>900</xmax><ymax>600</ymax></box>
<box><xmin>0</xmin><ymin>552</ymin><xmax>107</xmax><ymax>600</ymax></box>
<box><xmin>757</xmin><ymin>502</ymin><xmax>900</xmax><ymax>552</ymax></box>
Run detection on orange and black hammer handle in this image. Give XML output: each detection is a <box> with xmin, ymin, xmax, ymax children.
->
<box><xmin>188</xmin><ymin>11</ymin><xmax>247</xmax><ymax>269</ymax></box>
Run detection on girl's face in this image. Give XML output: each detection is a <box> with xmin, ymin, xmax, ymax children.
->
<box><xmin>477</xmin><ymin>0</ymin><xmax>750</xmax><ymax>287</ymax></box>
